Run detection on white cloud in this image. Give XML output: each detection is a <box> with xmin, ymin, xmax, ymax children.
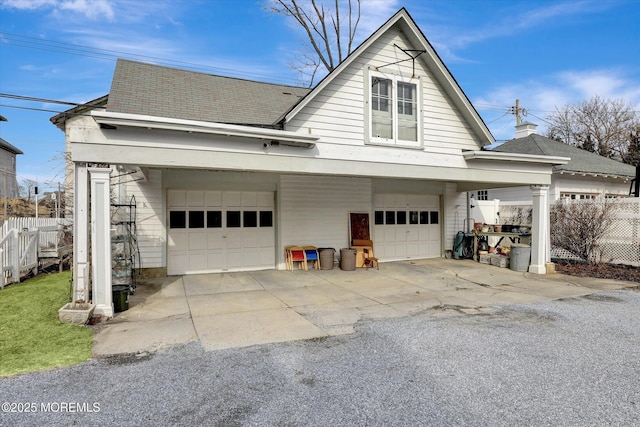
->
<box><xmin>57</xmin><ymin>0</ymin><xmax>114</xmax><ymax>20</ymax></box>
<box><xmin>0</xmin><ymin>0</ymin><xmax>172</xmax><ymax>22</ymax></box>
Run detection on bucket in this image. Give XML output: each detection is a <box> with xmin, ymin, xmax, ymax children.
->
<box><xmin>509</xmin><ymin>244</ymin><xmax>531</xmax><ymax>272</ymax></box>
<box><xmin>319</xmin><ymin>248</ymin><xmax>335</xmax><ymax>270</ymax></box>
<box><xmin>340</xmin><ymin>248</ymin><xmax>357</xmax><ymax>271</ymax></box>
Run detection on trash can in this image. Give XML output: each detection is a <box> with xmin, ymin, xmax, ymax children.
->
<box><xmin>340</xmin><ymin>248</ymin><xmax>357</xmax><ymax>271</ymax></box>
<box><xmin>112</xmin><ymin>285</ymin><xmax>129</xmax><ymax>312</ymax></box>
<box><xmin>509</xmin><ymin>244</ymin><xmax>531</xmax><ymax>272</ymax></box>
<box><xmin>319</xmin><ymin>248</ymin><xmax>336</xmax><ymax>270</ymax></box>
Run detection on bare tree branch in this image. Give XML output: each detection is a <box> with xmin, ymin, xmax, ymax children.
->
<box><xmin>265</xmin><ymin>0</ymin><xmax>361</xmax><ymax>85</ymax></box>
<box><xmin>545</xmin><ymin>95</ymin><xmax>639</xmax><ymax>163</ymax></box>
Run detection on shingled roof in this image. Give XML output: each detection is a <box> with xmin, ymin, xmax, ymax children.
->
<box><xmin>491</xmin><ymin>133</ymin><xmax>636</xmax><ymax>179</ymax></box>
<box><xmin>106</xmin><ymin>59</ymin><xmax>311</xmax><ymax>128</ymax></box>
<box><xmin>0</xmin><ymin>137</ymin><xmax>23</xmax><ymax>155</ymax></box>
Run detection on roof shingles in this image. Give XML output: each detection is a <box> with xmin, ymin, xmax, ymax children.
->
<box><xmin>492</xmin><ymin>133</ymin><xmax>636</xmax><ymax>179</ymax></box>
<box><xmin>107</xmin><ymin>59</ymin><xmax>310</xmax><ymax>127</ymax></box>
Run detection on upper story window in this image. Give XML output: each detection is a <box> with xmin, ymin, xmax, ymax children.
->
<box><xmin>368</xmin><ymin>70</ymin><xmax>420</xmax><ymax>147</ymax></box>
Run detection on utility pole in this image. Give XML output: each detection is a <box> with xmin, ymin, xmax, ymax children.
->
<box><xmin>511</xmin><ymin>99</ymin><xmax>523</xmax><ymax>125</ymax></box>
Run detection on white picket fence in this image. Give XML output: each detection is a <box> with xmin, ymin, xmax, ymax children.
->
<box><xmin>0</xmin><ymin>217</ymin><xmax>72</xmax><ymax>288</ymax></box>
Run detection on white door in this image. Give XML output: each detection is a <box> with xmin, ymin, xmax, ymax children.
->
<box><xmin>167</xmin><ymin>190</ymin><xmax>275</xmax><ymax>274</ymax></box>
<box><xmin>373</xmin><ymin>194</ymin><xmax>441</xmax><ymax>261</ymax></box>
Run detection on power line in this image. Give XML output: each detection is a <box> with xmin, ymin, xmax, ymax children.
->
<box><xmin>0</xmin><ymin>31</ymin><xmax>302</xmax><ymax>86</ymax></box>
<box><xmin>0</xmin><ymin>93</ymin><xmax>106</xmax><ymax>108</ymax></box>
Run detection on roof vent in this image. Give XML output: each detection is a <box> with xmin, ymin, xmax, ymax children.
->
<box><xmin>515</xmin><ymin>122</ymin><xmax>537</xmax><ymax>138</ymax></box>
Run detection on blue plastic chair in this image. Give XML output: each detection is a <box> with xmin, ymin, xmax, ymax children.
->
<box><xmin>304</xmin><ymin>246</ymin><xmax>320</xmax><ymax>269</ymax></box>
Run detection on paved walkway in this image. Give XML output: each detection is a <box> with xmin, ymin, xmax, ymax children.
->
<box><xmin>92</xmin><ymin>259</ymin><xmax>638</xmax><ymax>356</ymax></box>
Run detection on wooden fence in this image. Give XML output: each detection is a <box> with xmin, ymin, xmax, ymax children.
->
<box><xmin>0</xmin><ymin>218</ymin><xmax>72</xmax><ymax>288</ymax></box>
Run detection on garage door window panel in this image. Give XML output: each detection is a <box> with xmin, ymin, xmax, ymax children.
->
<box><xmin>260</xmin><ymin>211</ymin><xmax>273</xmax><ymax>227</ymax></box>
<box><xmin>227</xmin><ymin>211</ymin><xmax>241</xmax><ymax>228</ymax></box>
<box><xmin>243</xmin><ymin>211</ymin><xmax>258</xmax><ymax>228</ymax></box>
<box><xmin>170</xmin><ymin>211</ymin><xmax>186</xmax><ymax>229</ymax></box>
<box><xmin>189</xmin><ymin>211</ymin><xmax>205</xmax><ymax>228</ymax></box>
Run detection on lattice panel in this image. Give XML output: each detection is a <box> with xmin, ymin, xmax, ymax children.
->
<box><xmin>551</xmin><ymin>198</ymin><xmax>640</xmax><ymax>266</ymax></box>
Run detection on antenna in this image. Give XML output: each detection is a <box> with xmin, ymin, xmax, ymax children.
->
<box><xmin>375</xmin><ymin>44</ymin><xmax>426</xmax><ymax>77</ymax></box>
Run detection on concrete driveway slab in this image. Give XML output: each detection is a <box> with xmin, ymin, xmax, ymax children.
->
<box><xmin>193</xmin><ymin>308</ymin><xmax>326</xmax><ymax>351</ymax></box>
<box><xmin>188</xmin><ymin>290</ymin><xmax>286</xmax><ymax>317</ymax></box>
<box><xmin>93</xmin><ymin>259</ymin><xmax>638</xmax><ymax>356</ymax></box>
<box><xmin>183</xmin><ymin>273</ymin><xmax>263</xmax><ymax>296</ymax></box>
<box><xmin>93</xmin><ymin>316</ymin><xmax>197</xmax><ymax>356</ymax></box>
<box><xmin>268</xmin><ymin>286</ymin><xmax>337</xmax><ymax>307</ymax></box>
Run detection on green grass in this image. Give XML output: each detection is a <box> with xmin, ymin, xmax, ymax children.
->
<box><xmin>0</xmin><ymin>271</ymin><xmax>93</xmax><ymax>377</ymax></box>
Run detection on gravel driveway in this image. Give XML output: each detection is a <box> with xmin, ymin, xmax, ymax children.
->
<box><xmin>2</xmin><ymin>289</ymin><xmax>639</xmax><ymax>426</ymax></box>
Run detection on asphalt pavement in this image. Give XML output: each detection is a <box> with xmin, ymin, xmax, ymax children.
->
<box><xmin>1</xmin><ymin>288</ymin><xmax>639</xmax><ymax>426</ymax></box>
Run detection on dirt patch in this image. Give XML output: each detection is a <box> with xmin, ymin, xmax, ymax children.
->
<box><xmin>555</xmin><ymin>261</ymin><xmax>640</xmax><ymax>283</ymax></box>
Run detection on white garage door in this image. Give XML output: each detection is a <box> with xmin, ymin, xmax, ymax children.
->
<box><xmin>373</xmin><ymin>194</ymin><xmax>441</xmax><ymax>261</ymax></box>
<box><xmin>167</xmin><ymin>190</ymin><xmax>275</xmax><ymax>275</ymax></box>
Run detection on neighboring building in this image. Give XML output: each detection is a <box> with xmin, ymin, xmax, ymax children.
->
<box><xmin>52</xmin><ymin>8</ymin><xmax>566</xmax><ymax>318</ymax></box>
<box><xmin>0</xmin><ymin>137</ymin><xmax>23</xmax><ymax>199</ymax></box>
<box><xmin>478</xmin><ymin>122</ymin><xmax>636</xmax><ymax>203</ymax></box>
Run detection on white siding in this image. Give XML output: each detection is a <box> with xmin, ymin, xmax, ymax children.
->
<box><xmin>279</xmin><ymin>175</ymin><xmax>372</xmax><ymax>260</ymax></box>
<box><xmin>487</xmin><ymin>175</ymin><xmax>631</xmax><ymax>203</ymax></box>
<box><xmin>444</xmin><ymin>182</ymin><xmax>467</xmax><ymax>251</ymax></box>
<box><xmin>124</xmin><ymin>169</ymin><xmax>165</xmax><ymax>268</ymax></box>
<box><xmin>286</xmin><ymin>27</ymin><xmax>482</xmax><ymax>152</ymax></box>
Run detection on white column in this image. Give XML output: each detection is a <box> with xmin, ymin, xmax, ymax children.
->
<box><xmin>89</xmin><ymin>167</ymin><xmax>113</xmax><ymax>318</ymax></box>
<box><xmin>529</xmin><ymin>184</ymin><xmax>549</xmax><ymax>274</ymax></box>
<box><xmin>73</xmin><ymin>162</ymin><xmax>89</xmax><ymax>302</ymax></box>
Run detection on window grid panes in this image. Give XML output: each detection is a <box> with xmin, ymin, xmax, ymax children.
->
<box><xmin>369</xmin><ymin>73</ymin><xmax>419</xmax><ymax>145</ymax></box>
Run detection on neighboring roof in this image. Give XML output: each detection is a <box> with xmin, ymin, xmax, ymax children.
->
<box><xmin>491</xmin><ymin>133</ymin><xmax>636</xmax><ymax>179</ymax></box>
<box><xmin>106</xmin><ymin>59</ymin><xmax>310</xmax><ymax>128</ymax></box>
<box><xmin>284</xmin><ymin>7</ymin><xmax>494</xmax><ymax>144</ymax></box>
<box><xmin>0</xmin><ymin>137</ymin><xmax>23</xmax><ymax>155</ymax></box>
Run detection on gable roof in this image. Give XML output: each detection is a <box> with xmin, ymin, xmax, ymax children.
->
<box><xmin>106</xmin><ymin>59</ymin><xmax>310</xmax><ymax>128</ymax></box>
<box><xmin>491</xmin><ymin>133</ymin><xmax>636</xmax><ymax>179</ymax></box>
<box><xmin>284</xmin><ymin>8</ymin><xmax>494</xmax><ymax>144</ymax></box>
<box><xmin>0</xmin><ymin>138</ymin><xmax>23</xmax><ymax>155</ymax></box>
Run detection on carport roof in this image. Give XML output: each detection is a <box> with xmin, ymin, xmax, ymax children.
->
<box><xmin>105</xmin><ymin>59</ymin><xmax>311</xmax><ymax>128</ymax></box>
<box><xmin>492</xmin><ymin>134</ymin><xmax>636</xmax><ymax>180</ymax></box>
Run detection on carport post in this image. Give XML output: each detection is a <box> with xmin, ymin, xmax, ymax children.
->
<box><xmin>73</xmin><ymin>162</ymin><xmax>89</xmax><ymax>303</ymax></box>
<box><xmin>89</xmin><ymin>167</ymin><xmax>113</xmax><ymax>318</ymax></box>
<box><xmin>529</xmin><ymin>184</ymin><xmax>549</xmax><ymax>274</ymax></box>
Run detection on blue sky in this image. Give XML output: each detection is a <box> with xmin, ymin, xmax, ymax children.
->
<box><xmin>0</xmin><ymin>0</ymin><xmax>639</xmax><ymax>190</ymax></box>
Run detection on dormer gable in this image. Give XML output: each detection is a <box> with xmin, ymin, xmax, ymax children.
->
<box><xmin>284</xmin><ymin>8</ymin><xmax>493</xmax><ymax>147</ymax></box>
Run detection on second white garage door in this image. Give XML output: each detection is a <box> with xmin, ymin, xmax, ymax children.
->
<box><xmin>373</xmin><ymin>194</ymin><xmax>441</xmax><ymax>261</ymax></box>
<box><xmin>167</xmin><ymin>190</ymin><xmax>275</xmax><ymax>275</ymax></box>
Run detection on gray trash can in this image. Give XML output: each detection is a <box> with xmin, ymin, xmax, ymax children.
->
<box><xmin>319</xmin><ymin>248</ymin><xmax>335</xmax><ymax>270</ymax></box>
<box><xmin>340</xmin><ymin>248</ymin><xmax>357</xmax><ymax>271</ymax></box>
<box><xmin>510</xmin><ymin>244</ymin><xmax>531</xmax><ymax>272</ymax></box>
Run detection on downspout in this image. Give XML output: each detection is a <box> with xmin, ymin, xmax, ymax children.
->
<box><xmin>466</xmin><ymin>192</ymin><xmax>472</xmax><ymax>232</ymax></box>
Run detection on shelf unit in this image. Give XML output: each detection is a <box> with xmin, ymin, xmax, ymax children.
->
<box><xmin>111</xmin><ymin>195</ymin><xmax>139</xmax><ymax>294</ymax></box>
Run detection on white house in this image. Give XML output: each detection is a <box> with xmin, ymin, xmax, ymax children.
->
<box><xmin>52</xmin><ymin>8</ymin><xmax>567</xmax><ymax>319</ymax></box>
<box><xmin>476</xmin><ymin>122</ymin><xmax>636</xmax><ymax>204</ymax></box>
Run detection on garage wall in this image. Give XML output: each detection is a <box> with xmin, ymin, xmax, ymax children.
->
<box><xmin>279</xmin><ymin>175</ymin><xmax>372</xmax><ymax>260</ymax></box>
<box><xmin>124</xmin><ymin>168</ymin><xmax>165</xmax><ymax>268</ymax></box>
